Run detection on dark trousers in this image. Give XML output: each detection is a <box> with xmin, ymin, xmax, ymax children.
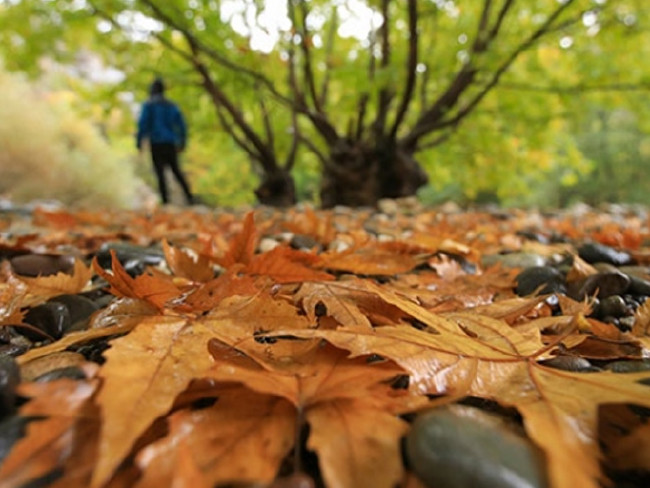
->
<box><xmin>151</xmin><ymin>143</ymin><xmax>193</xmax><ymax>204</ymax></box>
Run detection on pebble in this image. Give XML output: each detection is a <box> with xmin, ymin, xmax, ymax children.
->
<box><xmin>567</xmin><ymin>271</ymin><xmax>630</xmax><ymax>300</ymax></box>
<box><xmin>47</xmin><ymin>294</ymin><xmax>100</xmax><ymax>332</ymax></box>
<box><xmin>34</xmin><ymin>366</ymin><xmax>87</xmax><ymax>382</ymax></box>
<box><xmin>290</xmin><ymin>234</ymin><xmax>322</xmax><ymax>251</ymax></box>
<box><xmin>515</xmin><ymin>266</ymin><xmax>566</xmax><ymax>296</ymax></box>
<box><xmin>0</xmin><ymin>416</ymin><xmax>28</xmax><ymax>464</ymax></box>
<box><xmin>20</xmin><ymin>351</ymin><xmax>86</xmax><ymax>382</ymax></box>
<box><xmin>577</xmin><ymin>242</ymin><xmax>633</xmax><ymax>266</ymax></box>
<box><xmin>481</xmin><ymin>252</ymin><xmax>546</xmax><ymax>269</ymax></box>
<box><xmin>9</xmin><ymin>253</ymin><xmax>75</xmax><ymax>277</ymax></box>
<box><xmin>94</xmin><ymin>242</ymin><xmax>165</xmax><ymax>273</ymax></box>
<box><xmin>604</xmin><ymin>360</ymin><xmax>650</xmax><ymax>373</ymax></box>
<box><xmin>406</xmin><ymin>405</ymin><xmax>547</xmax><ymax>488</ymax></box>
<box><xmin>0</xmin><ymin>356</ymin><xmax>20</xmax><ymax>418</ymax></box>
<box><xmin>539</xmin><ymin>355</ymin><xmax>599</xmax><ymax>372</ymax></box>
<box><xmin>595</xmin><ymin>295</ymin><xmax>629</xmax><ymax>319</ymax></box>
<box><xmin>21</xmin><ymin>302</ymin><xmax>71</xmax><ymax>340</ymax></box>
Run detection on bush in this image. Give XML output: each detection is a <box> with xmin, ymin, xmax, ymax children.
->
<box><xmin>0</xmin><ymin>67</ymin><xmax>143</xmax><ymax>208</ymax></box>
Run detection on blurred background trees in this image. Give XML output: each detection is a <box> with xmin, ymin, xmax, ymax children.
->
<box><xmin>0</xmin><ymin>0</ymin><xmax>649</xmax><ymax>209</ymax></box>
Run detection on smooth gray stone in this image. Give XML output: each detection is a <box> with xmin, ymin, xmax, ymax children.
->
<box><xmin>406</xmin><ymin>406</ymin><xmax>547</xmax><ymax>488</ymax></box>
<box><xmin>482</xmin><ymin>253</ymin><xmax>546</xmax><ymax>269</ymax></box>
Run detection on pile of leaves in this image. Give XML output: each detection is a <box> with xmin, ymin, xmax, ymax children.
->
<box><xmin>1</xmin><ymin>204</ymin><xmax>649</xmax><ymax>488</ymax></box>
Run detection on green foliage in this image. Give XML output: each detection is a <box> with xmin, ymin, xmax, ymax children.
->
<box><xmin>1</xmin><ymin>0</ymin><xmax>650</xmax><ymax>208</ymax></box>
<box><xmin>0</xmin><ymin>65</ymin><xmax>142</xmax><ymax>208</ymax></box>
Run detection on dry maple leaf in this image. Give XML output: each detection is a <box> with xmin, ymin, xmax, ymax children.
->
<box><xmin>134</xmin><ymin>340</ymin><xmax>423</xmax><ymax>488</ymax></box>
<box><xmin>246</xmin><ymin>245</ymin><xmax>335</xmax><ymax>283</ymax></box>
<box><xmin>18</xmin><ymin>258</ymin><xmax>93</xmax><ymax>300</ymax></box>
<box><xmin>162</xmin><ymin>239</ymin><xmax>215</xmax><ymax>283</ymax></box>
<box><xmin>91</xmin><ymin>316</ymin><xmax>216</xmax><ymax>487</ymax></box>
<box><xmin>0</xmin><ymin>376</ymin><xmax>100</xmax><ymax>487</ymax></box>
<box><xmin>213</xmin><ymin>210</ymin><xmax>257</xmax><ymax>268</ymax></box>
<box><xmin>92</xmin><ymin>250</ymin><xmax>183</xmax><ymax>311</ymax></box>
<box><xmin>270</xmin><ymin>284</ymin><xmax>650</xmax><ymax>488</ymax></box>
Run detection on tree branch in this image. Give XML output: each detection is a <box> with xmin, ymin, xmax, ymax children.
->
<box><xmin>373</xmin><ymin>0</ymin><xmax>393</xmax><ymax>138</ymax></box>
<box><xmin>388</xmin><ymin>0</ymin><xmax>418</xmax><ymax>140</ymax></box>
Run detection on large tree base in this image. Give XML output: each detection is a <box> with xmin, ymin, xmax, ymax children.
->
<box><xmin>254</xmin><ymin>170</ymin><xmax>296</xmax><ymax>207</ymax></box>
<box><xmin>320</xmin><ymin>142</ymin><xmax>428</xmax><ymax>208</ymax></box>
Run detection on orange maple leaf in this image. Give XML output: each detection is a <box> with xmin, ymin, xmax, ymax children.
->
<box><xmin>92</xmin><ymin>250</ymin><xmax>182</xmax><ymax>311</ymax></box>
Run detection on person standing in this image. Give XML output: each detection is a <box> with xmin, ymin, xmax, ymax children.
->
<box><xmin>136</xmin><ymin>77</ymin><xmax>194</xmax><ymax>205</ymax></box>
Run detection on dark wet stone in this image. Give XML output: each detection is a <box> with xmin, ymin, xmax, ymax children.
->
<box><xmin>48</xmin><ymin>294</ymin><xmax>99</xmax><ymax>331</ymax></box>
<box><xmin>567</xmin><ymin>272</ymin><xmax>630</xmax><ymax>301</ymax></box>
<box><xmin>290</xmin><ymin>234</ymin><xmax>322</xmax><ymax>251</ymax></box>
<box><xmin>406</xmin><ymin>405</ymin><xmax>547</xmax><ymax>488</ymax></box>
<box><xmin>0</xmin><ymin>415</ymin><xmax>29</xmax><ymax>464</ymax></box>
<box><xmin>539</xmin><ymin>355</ymin><xmax>599</xmax><ymax>372</ymax></box>
<box><xmin>21</xmin><ymin>302</ymin><xmax>71</xmax><ymax>340</ymax></box>
<box><xmin>627</xmin><ymin>275</ymin><xmax>650</xmax><ymax>296</ymax></box>
<box><xmin>595</xmin><ymin>296</ymin><xmax>629</xmax><ymax>319</ymax></box>
<box><xmin>34</xmin><ymin>366</ymin><xmax>86</xmax><ymax>383</ymax></box>
<box><xmin>577</xmin><ymin>242</ymin><xmax>633</xmax><ymax>266</ymax></box>
<box><xmin>516</xmin><ymin>230</ymin><xmax>549</xmax><ymax>244</ymax></box>
<box><xmin>0</xmin><ymin>344</ymin><xmax>28</xmax><ymax>358</ymax></box>
<box><xmin>0</xmin><ymin>356</ymin><xmax>20</xmax><ymax>417</ymax></box>
<box><xmin>605</xmin><ymin>360</ymin><xmax>650</xmax><ymax>373</ymax></box>
<box><xmin>9</xmin><ymin>254</ymin><xmax>75</xmax><ymax>277</ymax></box>
<box><xmin>94</xmin><ymin>242</ymin><xmax>164</xmax><ymax>272</ymax></box>
<box><xmin>515</xmin><ymin>266</ymin><xmax>566</xmax><ymax>297</ymax></box>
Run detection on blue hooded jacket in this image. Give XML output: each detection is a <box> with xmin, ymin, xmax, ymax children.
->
<box><xmin>136</xmin><ymin>94</ymin><xmax>187</xmax><ymax>150</ymax></box>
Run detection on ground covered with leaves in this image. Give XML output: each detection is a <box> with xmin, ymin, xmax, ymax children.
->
<box><xmin>1</xmin><ymin>201</ymin><xmax>649</xmax><ymax>488</ymax></box>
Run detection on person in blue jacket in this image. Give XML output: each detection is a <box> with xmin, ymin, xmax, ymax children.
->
<box><xmin>137</xmin><ymin>77</ymin><xmax>194</xmax><ymax>205</ymax></box>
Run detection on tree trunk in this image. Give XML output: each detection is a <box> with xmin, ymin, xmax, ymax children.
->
<box><xmin>319</xmin><ymin>139</ymin><xmax>428</xmax><ymax>208</ymax></box>
<box><xmin>254</xmin><ymin>168</ymin><xmax>297</xmax><ymax>207</ymax></box>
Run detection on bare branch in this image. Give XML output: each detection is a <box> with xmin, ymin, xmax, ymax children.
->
<box><xmin>373</xmin><ymin>0</ymin><xmax>393</xmax><ymax>137</ymax></box>
<box><xmin>388</xmin><ymin>0</ymin><xmax>418</xmax><ymax>140</ymax></box>
<box><xmin>297</xmin><ymin>0</ymin><xmax>322</xmax><ymax>113</ymax></box>
<box><xmin>402</xmin><ymin>0</ymin><xmax>575</xmax><ymax>150</ymax></box>
<box><xmin>498</xmin><ymin>81</ymin><xmax>650</xmax><ymax>93</ymax></box>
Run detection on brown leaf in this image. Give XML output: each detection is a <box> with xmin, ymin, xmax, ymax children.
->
<box><xmin>162</xmin><ymin>239</ymin><xmax>214</xmax><ymax>283</ymax></box>
<box><xmin>135</xmin><ymin>389</ymin><xmax>295</xmax><ymax>487</ymax></box>
<box><xmin>215</xmin><ymin>210</ymin><xmax>257</xmax><ymax>268</ymax></box>
<box><xmin>0</xmin><ymin>379</ymin><xmax>99</xmax><ymax>487</ymax></box>
<box><xmin>93</xmin><ymin>250</ymin><xmax>182</xmax><ymax>310</ymax></box>
<box><xmin>18</xmin><ymin>258</ymin><xmax>93</xmax><ymax>300</ymax></box>
<box><xmin>91</xmin><ymin>317</ymin><xmax>216</xmax><ymax>487</ymax></box>
<box><xmin>246</xmin><ymin>246</ymin><xmax>335</xmax><ymax>283</ymax></box>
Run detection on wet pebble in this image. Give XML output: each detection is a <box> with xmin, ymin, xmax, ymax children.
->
<box><xmin>9</xmin><ymin>253</ymin><xmax>75</xmax><ymax>277</ymax></box>
<box><xmin>578</xmin><ymin>242</ymin><xmax>633</xmax><ymax>266</ymax></box>
<box><xmin>515</xmin><ymin>266</ymin><xmax>566</xmax><ymax>296</ymax></box>
<box><xmin>0</xmin><ymin>416</ymin><xmax>29</xmax><ymax>464</ymax></box>
<box><xmin>48</xmin><ymin>294</ymin><xmax>99</xmax><ymax>332</ymax></box>
<box><xmin>595</xmin><ymin>295</ymin><xmax>630</xmax><ymax>319</ymax></box>
<box><xmin>20</xmin><ymin>351</ymin><xmax>86</xmax><ymax>382</ymax></box>
<box><xmin>20</xmin><ymin>302</ymin><xmax>71</xmax><ymax>341</ymax></box>
<box><xmin>94</xmin><ymin>242</ymin><xmax>164</xmax><ymax>275</ymax></box>
<box><xmin>539</xmin><ymin>355</ymin><xmax>599</xmax><ymax>372</ymax></box>
<box><xmin>604</xmin><ymin>360</ymin><xmax>650</xmax><ymax>373</ymax></box>
<box><xmin>0</xmin><ymin>356</ymin><xmax>20</xmax><ymax>417</ymax></box>
<box><xmin>406</xmin><ymin>405</ymin><xmax>547</xmax><ymax>488</ymax></box>
<box><xmin>34</xmin><ymin>366</ymin><xmax>87</xmax><ymax>382</ymax></box>
<box><xmin>290</xmin><ymin>234</ymin><xmax>322</xmax><ymax>251</ymax></box>
<box><xmin>482</xmin><ymin>252</ymin><xmax>546</xmax><ymax>269</ymax></box>
<box><xmin>567</xmin><ymin>271</ymin><xmax>630</xmax><ymax>300</ymax></box>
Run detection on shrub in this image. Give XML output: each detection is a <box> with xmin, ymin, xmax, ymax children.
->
<box><xmin>0</xmin><ymin>67</ymin><xmax>143</xmax><ymax>209</ymax></box>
